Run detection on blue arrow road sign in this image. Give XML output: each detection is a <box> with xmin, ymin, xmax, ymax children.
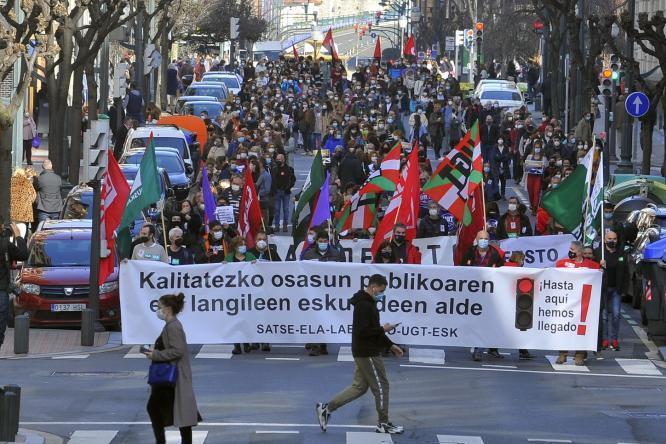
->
<box><xmin>625</xmin><ymin>91</ymin><xmax>650</xmax><ymax>118</ymax></box>
<box><xmin>371</xmin><ymin>32</ymin><xmax>377</xmax><ymax>39</ymax></box>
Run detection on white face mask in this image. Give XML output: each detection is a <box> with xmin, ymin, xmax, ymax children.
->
<box><xmin>231</xmin><ymin>184</ymin><xmax>241</xmax><ymax>192</ymax></box>
<box><xmin>429</xmin><ymin>208</ymin><xmax>438</xmax><ymax>217</ymax></box>
<box><xmin>256</xmin><ymin>240</ymin><xmax>268</xmax><ymax>250</ymax></box>
<box><xmin>156</xmin><ymin>309</ymin><xmax>167</xmax><ymax>321</ymax></box>
<box><xmin>212</xmin><ymin>231</ymin><xmax>223</xmax><ymax>240</ymax></box>
<box><xmin>508</xmin><ymin>203</ymin><xmax>518</xmax><ymax>212</ymax></box>
<box><xmin>368</xmin><ymin>227</ymin><xmax>376</xmax><ymax>234</ymax></box>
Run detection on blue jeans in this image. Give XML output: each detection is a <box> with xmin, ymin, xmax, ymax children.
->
<box><xmin>602</xmin><ymin>287</ymin><xmax>621</xmax><ymax>341</ymax></box>
<box><xmin>0</xmin><ymin>290</ymin><xmax>9</xmax><ymax>347</ymax></box>
<box><xmin>37</xmin><ymin>211</ymin><xmax>60</xmax><ymax>222</ymax></box>
<box><xmin>273</xmin><ymin>190</ymin><xmax>291</xmax><ymax>228</ymax></box>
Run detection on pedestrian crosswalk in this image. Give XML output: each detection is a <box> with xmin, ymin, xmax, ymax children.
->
<box><xmin>48</xmin><ymin>346</ymin><xmax>666</xmax><ymax>378</ymax></box>
<box><xmin>56</xmin><ymin>429</ymin><xmax>646</xmax><ymax>443</ymax></box>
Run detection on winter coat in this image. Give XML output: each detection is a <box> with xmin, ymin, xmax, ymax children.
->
<box><xmin>350</xmin><ymin>289</ymin><xmax>394</xmax><ymax>358</ymax></box>
<box><xmin>23</xmin><ymin>115</ymin><xmax>37</xmax><ymax>141</ymax></box>
<box><xmin>150</xmin><ymin>318</ymin><xmax>199</xmax><ymax>428</ymax></box>
<box><xmin>34</xmin><ymin>170</ymin><xmax>63</xmax><ymax>213</ymax></box>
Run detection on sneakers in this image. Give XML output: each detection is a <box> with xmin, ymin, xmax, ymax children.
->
<box><xmin>519</xmin><ymin>351</ymin><xmax>535</xmax><ymax>360</ymax></box>
<box><xmin>487</xmin><ymin>349</ymin><xmax>504</xmax><ymax>359</ymax></box>
<box><xmin>611</xmin><ymin>340</ymin><xmax>620</xmax><ymax>350</ymax></box>
<box><xmin>472</xmin><ymin>350</ymin><xmax>482</xmax><ymax>361</ymax></box>
<box><xmin>376</xmin><ymin>422</ymin><xmax>404</xmax><ymax>434</ymax></box>
<box><xmin>316</xmin><ymin>403</ymin><xmax>330</xmax><ymax>432</ymax></box>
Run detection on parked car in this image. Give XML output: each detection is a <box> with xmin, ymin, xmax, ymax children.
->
<box><xmin>183</xmin><ymin>83</ymin><xmax>228</xmax><ymax>103</ymax></box>
<box><xmin>120</xmin><ymin>148</ymin><xmax>192</xmax><ymax>200</ymax></box>
<box><xmin>200</xmin><ymin>72</ymin><xmax>242</xmax><ymax>95</ymax></box>
<box><xmin>35</xmin><ymin>219</ymin><xmax>92</xmax><ymax>233</ymax></box>
<box><xmin>181</xmin><ymin>101</ymin><xmax>224</xmax><ymax>120</ymax></box>
<box><xmin>11</xmin><ymin>228</ymin><xmax>120</xmax><ymax>328</ymax></box>
<box><xmin>175</xmin><ymin>95</ymin><xmax>218</xmax><ymax>114</ymax></box>
<box><xmin>123</xmin><ymin>124</ymin><xmax>194</xmax><ymax>172</ymax></box>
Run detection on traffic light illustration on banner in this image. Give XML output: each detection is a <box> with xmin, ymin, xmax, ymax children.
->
<box><xmin>600</xmin><ymin>68</ymin><xmax>613</xmax><ymax>97</ymax></box>
<box><xmin>515</xmin><ymin>278</ymin><xmax>535</xmax><ymax>331</ymax></box>
<box><xmin>230</xmin><ymin>17</ymin><xmax>240</xmax><ymax>39</ymax></box>
<box><xmin>475</xmin><ymin>22</ymin><xmax>484</xmax><ymax>46</ymax></box>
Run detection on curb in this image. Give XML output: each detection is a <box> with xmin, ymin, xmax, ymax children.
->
<box><xmin>0</xmin><ymin>333</ymin><xmax>125</xmax><ymax>360</ymax></box>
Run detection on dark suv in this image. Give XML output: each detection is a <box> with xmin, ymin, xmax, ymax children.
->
<box><xmin>11</xmin><ymin>228</ymin><xmax>120</xmax><ymax>328</ymax></box>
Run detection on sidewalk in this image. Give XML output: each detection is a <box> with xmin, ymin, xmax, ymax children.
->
<box><xmin>11</xmin><ymin>428</ymin><xmax>64</xmax><ymax>444</ymax></box>
<box><xmin>0</xmin><ymin>328</ymin><xmax>122</xmax><ymax>359</ymax></box>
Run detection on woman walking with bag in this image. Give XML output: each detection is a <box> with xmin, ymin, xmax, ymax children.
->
<box><xmin>144</xmin><ymin>293</ymin><xmax>201</xmax><ymax>444</ymax></box>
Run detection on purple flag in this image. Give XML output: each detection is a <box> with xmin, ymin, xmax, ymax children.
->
<box><xmin>310</xmin><ymin>171</ymin><xmax>331</xmax><ymax>229</ymax></box>
<box><xmin>201</xmin><ymin>167</ymin><xmax>217</xmax><ymax>226</ymax></box>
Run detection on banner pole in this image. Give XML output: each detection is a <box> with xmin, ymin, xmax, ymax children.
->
<box><xmin>260</xmin><ymin>214</ymin><xmax>272</xmax><ymax>261</ymax></box>
<box><xmin>160</xmin><ymin>210</ymin><xmax>168</xmax><ymax>248</ymax></box>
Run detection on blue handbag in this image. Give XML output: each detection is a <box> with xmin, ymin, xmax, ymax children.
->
<box><xmin>148</xmin><ymin>362</ymin><xmax>178</xmax><ymax>387</ymax></box>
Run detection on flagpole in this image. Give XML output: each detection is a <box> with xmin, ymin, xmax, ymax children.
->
<box><xmin>600</xmin><ymin>150</ymin><xmax>605</xmax><ymax>264</ymax></box>
<box><xmin>479</xmin><ymin>181</ymin><xmax>487</xmax><ymax>229</ymax></box>
<box><xmin>260</xmin><ymin>214</ymin><xmax>273</xmax><ymax>261</ymax></box>
<box><xmin>160</xmin><ymin>210</ymin><xmax>168</xmax><ymax>248</ymax></box>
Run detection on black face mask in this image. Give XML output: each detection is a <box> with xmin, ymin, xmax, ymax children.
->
<box><xmin>568</xmin><ymin>251</ymin><xmax>577</xmax><ymax>260</ymax></box>
<box><xmin>381</xmin><ymin>250</ymin><xmax>392</xmax><ymax>259</ymax></box>
<box><xmin>174</xmin><ymin>238</ymin><xmax>184</xmax><ymax>247</ymax></box>
<box><xmin>136</xmin><ymin>236</ymin><xmax>149</xmax><ymax>244</ymax></box>
<box><xmin>606</xmin><ymin>241</ymin><xmax>617</xmax><ymax>249</ymax></box>
<box><xmin>393</xmin><ymin>234</ymin><xmax>406</xmax><ymax>244</ymax></box>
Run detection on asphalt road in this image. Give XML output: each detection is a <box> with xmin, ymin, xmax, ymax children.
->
<box><xmin>7</xmin><ymin>302</ymin><xmax>666</xmax><ymax>444</ymax></box>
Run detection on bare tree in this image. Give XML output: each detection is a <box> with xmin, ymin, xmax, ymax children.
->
<box><xmin>615</xmin><ymin>10</ymin><xmax>666</xmax><ymax>175</ymax></box>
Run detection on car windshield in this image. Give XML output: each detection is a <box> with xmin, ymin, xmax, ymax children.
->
<box><xmin>186</xmin><ymin>86</ymin><xmax>223</xmax><ymax>98</ymax></box>
<box><xmin>62</xmin><ymin>194</ymin><xmax>93</xmax><ymax>220</ymax></box>
<box><xmin>28</xmin><ymin>238</ymin><xmax>91</xmax><ymax>267</ymax></box>
<box><xmin>213</xmin><ymin>77</ymin><xmax>239</xmax><ymax>88</ymax></box>
<box><xmin>130</xmin><ymin>137</ymin><xmax>187</xmax><ymax>159</ymax></box>
<box><xmin>480</xmin><ymin>90</ymin><xmax>522</xmax><ymax>101</ymax></box>
<box><xmin>124</xmin><ymin>153</ymin><xmax>184</xmax><ymax>174</ymax></box>
<box><xmin>188</xmin><ymin>103</ymin><xmax>223</xmax><ymax>119</ymax></box>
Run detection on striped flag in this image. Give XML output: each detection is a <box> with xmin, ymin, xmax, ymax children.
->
<box><xmin>422</xmin><ymin>121</ymin><xmax>483</xmax><ymax>226</ymax></box>
<box><xmin>584</xmin><ymin>149</ymin><xmax>603</xmax><ymax>245</ymax></box>
<box><xmin>358</xmin><ymin>141</ymin><xmax>402</xmax><ymax>195</ymax></box>
<box><xmin>336</xmin><ymin>192</ymin><xmax>378</xmax><ymax>232</ymax></box>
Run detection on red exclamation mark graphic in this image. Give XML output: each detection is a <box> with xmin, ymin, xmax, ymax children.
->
<box><xmin>577</xmin><ymin>284</ymin><xmax>592</xmax><ymax>336</ymax></box>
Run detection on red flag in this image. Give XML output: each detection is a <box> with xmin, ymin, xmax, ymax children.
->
<box><xmin>292</xmin><ymin>44</ymin><xmax>299</xmax><ymax>62</ymax></box>
<box><xmin>322</xmin><ymin>27</ymin><xmax>339</xmax><ymax>61</ymax></box>
<box><xmin>99</xmin><ymin>150</ymin><xmax>130</xmax><ymax>285</ymax></box>
<box><xmin>239</xmin><ymin>166</ymin><xmax>263</xmax><ymax>249</ymax></box>
<box><xmin>373</xmin><ymin>36</ymin><xmax>382</xmax><ymax>61</ymax></box>
<box><xmin>454</xmin><ymin>186</ymin><xmax>486</xmax><ymax>265</ymax></box>
<box><xmin>403</xmin><ymin>35</ymin><xmax>415</xmax><ymax>57</ymax></box>
<box><xmin>371</xmin><ymin>141</ymin><xmax>420</xmax><ymax>255</ymax></box>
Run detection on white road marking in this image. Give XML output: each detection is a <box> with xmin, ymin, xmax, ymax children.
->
<box><xmin>21</xmin><ymin>421</ymin><xmax>376</xmax><ymax>429</ymax></box>
<box><xmin>255</xmin><ymin>430</ymin><xmax>300</xmax><ymax>434</ymax></box>
<box><xmin>68</xmin><ymin>430</ymin><xmax>117</xmax><ymax>444</ymax></box>
<box><xmin>195</xmin><ymin>345</ymin><xmax>234</xmax><ymax>359</ymax></box>
<box><xmin>482</xmin><ymin>364</ymin><xmax>517</xmax><ymax>369</ymax></box>
<box><xmin>615</xmin><ymin>358</ymin><xmax>662</xmax><ymax>376</ymax></box>
<box><xmin>511</xmin><ymin>186</ymin><xmax>531</xmax><ymax>206</ymax></box>
<box><xmin>400</xmin><ymin>364</ymin><xmax>666</xmax><ymax>380</ymax></box>
<box><xmin>346</xmin><ymin>431</ymin><xmax>394</xmax><ymax>444</ymax></box>
<box><xmin>166</xmin><ymin>430</ymin><xmax>207</xmax><ymax>444</ymax></box>
<box><xmin>545</xmin><ymin>355</ymin><xmax>590</xmax><ymax>372</ymax></box>
<box><xmin>52</xmin><ymin>354</ymin><xmax>90</xmax><ymax>359</ymax></box>
<box><xmin>265</xmin><ymin>357</ymin><xmax>300</xmax><ymax>361</ymax></box>
<box><xmin>338</xmin><ymin>346</ymin><xmax>354</xmax><ymax>362</ymax></box>
<box><xmin>627</xmin><ymin>320</ymin><xmax>638</xmax><ymax>325</ymax></box>
<box><xmin>123</xmin><ymin>346</ymin><xmax>146</xmax><ymax>359</ymax></box>
<box><xmin>631</xmin><ymin>323</ymin><xmax>661</xmax><ymax>360</ymax></box>
<box><xmin>409</xmin><ymin>348</ymin><xmax>446</xmax><ymax>365</ymax></box>
<box><xmin>437</xmin><ymin>435</ymin><xmax>484</xmax><ymax>444</ymax></box>
<box><xmin>527</xmin><ymin>439</ymin><xmax>572</xmax><ymax>443</ymax></box>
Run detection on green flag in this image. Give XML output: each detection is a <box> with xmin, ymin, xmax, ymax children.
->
<box><xmin>292</xmin><ymin>150</ymin><xmax>325</xmax><ymax>246</ymax></box>
<box><xmin>584</xmin><ymin>150</ymin><xmax>603</xmax><ymax>245</ymax></box>
<box><xmin>117</xmin><ymin>134</ymin><xmax>162</xmax><ymax>259</ymax></box>
<box><xmin>542</xmin><ymin>148</ymin><xmax>594</xmax><ymax>236</ymax></box>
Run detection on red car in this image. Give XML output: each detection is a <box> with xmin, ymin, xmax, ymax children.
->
<box><xmin>11</xmin><ymin>228</ymin><xmax>120</xmax><ymax>328</ymax></box>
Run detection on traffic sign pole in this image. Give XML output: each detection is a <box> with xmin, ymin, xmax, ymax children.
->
<box><xmin>617</xmin><ymin>91</ymin><xmax>649</xmax><ymax>173</ymax></box>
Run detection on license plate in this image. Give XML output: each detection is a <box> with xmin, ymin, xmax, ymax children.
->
<box><xmin>51</xmin><ymin>304</ymin><xmax>87</xmax><ymax>312</ymax></box>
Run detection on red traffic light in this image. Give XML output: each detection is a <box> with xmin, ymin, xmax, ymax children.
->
<box><xmin>518</xmin><ymin>278</ymin><xmax>534</xmax><ymax>294</ymax></box>
<box><xmin>533</xmin><ymin>20</ymin><xmax>544</xmax><ymax>31</ymax></box>
<box><xmin>475</xmin><ymin>22</ymin><xmax>484</xmax><ymax>31</ymax></box>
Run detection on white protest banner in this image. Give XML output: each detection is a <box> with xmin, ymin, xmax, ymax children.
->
<box><xmin>120</xmin><ymin>261</ymin><xmax>601</xmax><ymax>350</ymax></box>
<box><xmin>215</xmin><ymin>206</ymin><xmax>235</xmax><ymax>224</ymax></box>
<box><xmin>499</xmin><ymin>234</ymin><xmax>575</xmax><ymax>268</ymax></box>
<box><xmin>270</xmin><ymin>235</ymin><xmax>456</xmax><ymax>265</ymax></box>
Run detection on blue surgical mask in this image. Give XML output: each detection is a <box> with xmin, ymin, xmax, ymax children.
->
<box><xmin>373</xmin><ymin>292</ymin><xmax>385</xmax><ymax>302</ymax></box>
<box><xmin>238</xmin><ymin>137</ymin><xmax>246</xmax><ymax>143</ymax></box>
<box><xmin>238</xmin><ymin>245</ymin><xmax>247</xmax><ymax>254</ymax></box>
<box><xmin>307</xmin><ymin>234</ymin><xmax>315</xmax><ymax>243</ymax></box>
<box><xmin>317</xmin><ymin>242</ymin><xmax>328</xmax><ymax>252</ymax></box>
<box><xmin>478</xmin><ymin>239</ymin><xmax>489</xmax><ymax>249</ymax></box>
